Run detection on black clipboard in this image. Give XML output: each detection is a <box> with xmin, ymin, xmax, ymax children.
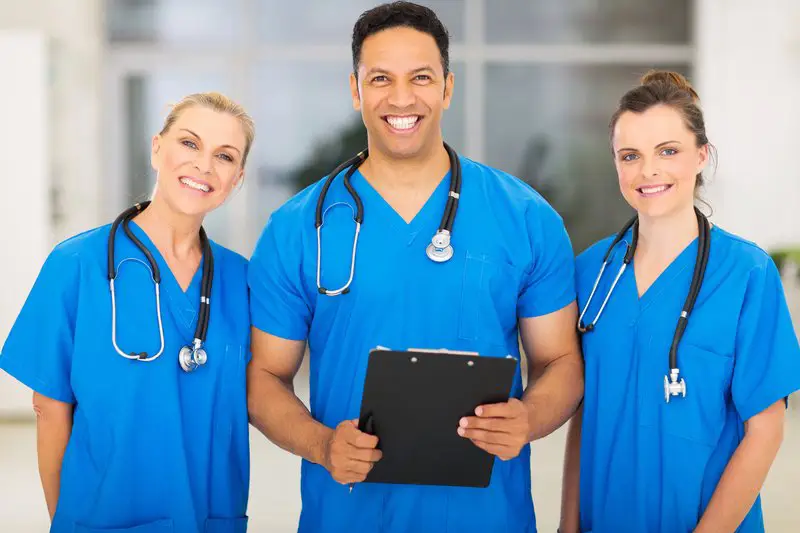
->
<box><xmin>357</xmin><ymin>348</ymin><xmax>518</xmax><ymax>488</ymax></box>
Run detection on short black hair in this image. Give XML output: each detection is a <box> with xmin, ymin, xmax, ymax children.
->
<box><xmin>351</xmin><ymin>1</ymin><xmax>450</xmax><ymax>77</ymax></box>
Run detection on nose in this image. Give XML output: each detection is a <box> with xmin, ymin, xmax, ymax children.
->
<box><xmin>387</xmin><ymin>80</ymin><xmax>415</xmax><ymax>109</ymax></box>
<box><xmin>641</xmin><ymin>156</ymin><xmax>660</xmax><ymax>179</ymax></box>
<box><xmin>194</xmin><ymin>152</ymin><xmax>213</xmax><ymax>175</ymax></box>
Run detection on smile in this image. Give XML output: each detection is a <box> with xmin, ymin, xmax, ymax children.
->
<box><xmin>637</xmin><ymin>184</ymin><xmax>673</xmax><ymax>197</ymax></box>
<box><xmin>383</xmin><ymin>115</ymin><xmax>421</xmax><ymax>132</ymax></box>
<box><xmin>179</xmin><ymin>176</ymin><xmax>213</xmax><ymax>193</ymax></box>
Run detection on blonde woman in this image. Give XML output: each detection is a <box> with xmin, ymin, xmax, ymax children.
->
<box><xmin>0</xmin><ymin>92</ymin><xmax>255</xmax><ymax>532</ymax></box>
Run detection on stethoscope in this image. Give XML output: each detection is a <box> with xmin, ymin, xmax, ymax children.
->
<box><xmin>108</xmin><ymin>201</ymin><xmax>214</xmax><ymax>372</ymax></box>
<box><xmin>577</xmin><ymin>207</ymin><xmax>711</xmax><ymax>403</ymax></box>
<box><xmin>314</xmin><ymin>142</ymin><xmax>462</xmax><ymax>296</ymax></box>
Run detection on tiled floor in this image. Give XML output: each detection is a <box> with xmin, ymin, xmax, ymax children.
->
<box><xmin>2</xmin><ymin>396</ymin><xmax>799</xmax><ymax>532</ymax></box>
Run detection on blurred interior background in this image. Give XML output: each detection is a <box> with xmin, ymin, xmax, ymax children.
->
<box><xmin>1</xmin><ymin>0</ymin><xmax>799</xmax><ymax>531</ymax></box>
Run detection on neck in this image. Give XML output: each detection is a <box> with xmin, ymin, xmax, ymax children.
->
<box><xmin>133</xmin><ymin>194</ymin><xmax>203</xmax><ymax>260</ymax></box>
<box><xmin>636</xmin><ymin>204</ymin><xmax>699</xmax><ymax>261</ymax></box>
<box><xmin>361</xmin><ymin>134</ymin><xmax>451</xmax><ymax>190</ymax></box>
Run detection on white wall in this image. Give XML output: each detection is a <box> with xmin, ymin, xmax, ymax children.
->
<box><xmin>0</xmin><ymin>31</ymin><xmax>51</xmax><ymax>416</ymax></box>
<box><xmin>0</xmin><ymin>0</ymin><xmax>104</xmax><ymax>417</ymax></box>
<box><xmin>697</xmin><ymin>0</ymin><xmax>800</xmax><ymax>252</ymax></box>
<box><xmin>0</xmin><ymin>0</ymin><xmax>104</xmax><ymax>242</ymax></box>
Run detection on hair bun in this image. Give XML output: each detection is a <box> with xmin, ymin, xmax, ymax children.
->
<box><xmin>640</xmin><ymin>70</ymin><xmax>700</xmax><ymax>101</ymax></box>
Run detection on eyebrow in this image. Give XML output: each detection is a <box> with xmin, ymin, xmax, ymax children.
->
<box><xmin>365</xmin><ymin>65</ymin><xmax>436</xmax><ymax>77</ymax></box>
<box><xmin>179</xmin><ymin>128</ymin><xmax>242</xmax><ymax>155</ymax></box>
<box><xmin>616</xmin><ymin>140</ymin><xmax>682</xmax><ymax>153</ymax></box>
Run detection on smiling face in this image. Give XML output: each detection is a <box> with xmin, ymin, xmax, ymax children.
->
<box><xmin>150</xmin><ymin>105</ymin><xmax>246</xmax><ymax>217</ymax></box>
<box><xmin>612</xmin><ymin>104</ymin><xmax>709</xmax><ymax>220</ymax></box>
<box><xmin>350</xmin><ymin>26</ymin><xmax>454</xmax><ymax>160</ymax></box>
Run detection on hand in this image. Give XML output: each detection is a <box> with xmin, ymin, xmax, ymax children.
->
<box><xmin>457</xmin><ymin>398</ymin><xmax>531</xmax><ymax>461</ymax></box>
<box><xmin>322</xmin><ymin>419</ymin><xmax>382</xmax><ymax>484</ymax></box>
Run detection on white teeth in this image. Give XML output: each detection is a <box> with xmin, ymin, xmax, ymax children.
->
<box><xmin>180</xmin><ymin>177</ymin><xmax>210</xmax><ymax>193</ymax></box>
<box><xmin>640</xmin><ymin>185</ymin><xmax>669</xmax><ymax>194</ymax></box>
<box><xmin>386</xmin><ymin>116</ymin><xmax>419</xmax><ymax>130</ymax></box>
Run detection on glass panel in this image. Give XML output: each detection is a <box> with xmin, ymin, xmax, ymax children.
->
<box><xmin>485</xmin><ymin>63</ymin><xmax>691</xmax><ymax>253</ymax></box>
<box><xmin>122</xmin><ymin>71</ymin><xmax>235</xmax><ymax>244</ymax></box>
<box><xmin>107</xmin><ymin>0</ymin><xmax>243</xmax><ymax>44</ymax></box>
<box><xmin>249</xmin><ymin>60</ymin><xmax>466</xmax><ymax>240</ymax></box>
<box><xmin>257</xmin><ymin>0</ymin><xmax>464</xmax><ymax>44</ymax></box>
<box><xmin>486</xmin><ymin>0</ymin><xmax>691</xmax><ymax>44</ymax></box>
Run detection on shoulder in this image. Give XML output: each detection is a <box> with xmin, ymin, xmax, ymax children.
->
<box><xmin>460</xmin><ymin>157</ymin><xmax>565</xmax><ymax>235</ymax></box>
<box><xmin>47</xmin><ymin>224</ymin><xmax>112</xmax><ymax>268</ymax></box>
<box><xmin>208</xmin><ymin>240</ymin><xmax>248</xmax><ymax>273</ymax></box>
<box><xmin>576</xmin><ymin>234</ymin><xmax>618</xmax><ymax>273</ymax></box>
<box><xmin>711</xmin><ymin>226</ymin><xmax>777</xmax><ymax>276</ymax></box>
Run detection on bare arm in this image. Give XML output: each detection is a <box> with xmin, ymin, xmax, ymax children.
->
<box><xmin>33</xmin><ymin>392</ymin><xmax>73</xmax><ymax>521</ymax></box>
<box><xmin>246</xmin><ymin>328</ymin><xmax>329</xmax><ymax>464</ymax></box>
<box><xmin>246</xmin><ymin>327</ymin><xmax>381</xmax><ymax>484</ymax></box>
<box><xmin>559</xmin><ymin>404</ymin><xmax>583</xmax><ymax>533</ymax></box>
<box><xmin>519</xmin><ymin>302</ymin><xmax>584</xmax><ymax>440</ymax></box>
<box><xmin>458</xmin><ymin>302</ymin><xmax>584</xmax><ymax>459</ymax></box>
<box><xmin>694</xmin><ymin>400</ymin><xmax>785</xmax><ymax>533</ymax></box>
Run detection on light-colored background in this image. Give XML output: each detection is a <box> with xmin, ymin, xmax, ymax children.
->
<box><xmin>1</xmin><ymin>0</ymin><xmax>799</xmax><ymax>531</ymax></box>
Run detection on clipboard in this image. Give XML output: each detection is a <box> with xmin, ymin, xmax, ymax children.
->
<box><xmin>357</xmin><ymin>348</ymin><xmax>518</xmax><ymax>488</ymax></box>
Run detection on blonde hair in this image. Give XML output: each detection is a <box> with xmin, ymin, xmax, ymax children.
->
<box><xmin>159</xmin><ymin>92</ymin><xmax>255</xmax><ymax>166</ymax></box>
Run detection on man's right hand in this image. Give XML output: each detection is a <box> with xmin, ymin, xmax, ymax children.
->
<box><xmin>322</xmin><ymin>419</ymin><xmax>382</xmax><ymax>484</ymax></box>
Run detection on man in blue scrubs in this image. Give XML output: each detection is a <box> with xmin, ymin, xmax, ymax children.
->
<box><xmin>246</xmin><ymin>2</ymin><xmax>584</xmax><ymax>531</ymax></box>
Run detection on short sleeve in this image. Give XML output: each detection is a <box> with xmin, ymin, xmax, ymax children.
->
<box><xmin>732</xmin><ymin>257</ymin><xmax>800</xmax><ymax>421</ymax></box>
<box><xmin>0</xmin><ymin>247</ymin><xmax>79</xmax><ymax>404</ymax></box>
<box><xmin>518</xmin><ymin>200</ymin><xmax>577</xmax><ymax>318</ymax></box>
<box><xmin>248</xmin><ymin>212</ymin><xmax>312</xmax><ymax>341</ymax></box>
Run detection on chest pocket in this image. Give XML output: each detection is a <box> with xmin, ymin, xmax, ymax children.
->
<box><xmin>457</xmin><ymin>251</ymin><xmax>522</xmax><ymax>351</ymax></box>
<box><xmin>641</xmin><ymin>342</ymin><xmax>733</xmax><ymax>447</ymax></box>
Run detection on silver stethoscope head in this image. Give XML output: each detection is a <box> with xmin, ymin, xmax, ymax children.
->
<box><xmin>426</xmin><ymin>230</ymin><xmax>454</xmax><ymax>263</ymax></box>
<box><xmin>179</xmin><ymin>339</ymin><xmax>208</xmax><ymax>372</ymax></box>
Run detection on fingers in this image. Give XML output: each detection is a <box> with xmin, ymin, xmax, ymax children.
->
<box><xmin>474</xmin><ymin>398</ymin><xmax>525</xmax><ymax>418</ymax></box>
<box><xmin>457</xmin><ymin>426</ymin><xmax>508</xmax><ymax>445</ymax></box>
<box><xmin>350</xmin><ymin>446</ymin><xmax>383</xmax><ymax>463</ymax></box>
<box><xmin>459</xmin><ymin>415</ymin><xmax>512</xmax><ymax>433</ymax></box>
<box><xmin>340</xmin><ymin>420</ymin><xmax>380</xmax><ymax>449</ymax></box>
<box><xmin>469</xmin><ymin>439</ymin><xmax>517</xmax><ymax>461</ymax></box>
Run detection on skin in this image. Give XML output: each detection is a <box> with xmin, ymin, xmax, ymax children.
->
<box><xmin>247</xmin><ymin>25</ymin><xmax>584</xmax><ymax>488</ymax></box>
<box><xmin>35</xmin><ymin>104</ymin><xmax>248</xmax><ymax>521</ymax></box>
<box><xmin>559</xmin><ymin>104</ymin><xmax>785</xmax><ymax>533</ymax></box>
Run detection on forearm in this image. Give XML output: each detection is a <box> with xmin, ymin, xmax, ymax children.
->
<box><xmin>559</xmin><ymin>405</ymin><xmax>583</xmax><ymax>533</ymax></box>
<box><xmin>247</xmin><ymin>368</ymin><xmax>332</xmax><ymax>465</ymax></box>
<box><xmin>694</xmin><ymin>426</ymin><xmax>783</xmax><ymax>533</ymax></box>
<box><xmin>522</xmin><ymin>353</ymin><xmax>584</xmax><ymax>441</ymax></box>
<box><xmin>34</xmin><ymin>398</ymin><xmax>73</xmax><ymax>520</ymax></box>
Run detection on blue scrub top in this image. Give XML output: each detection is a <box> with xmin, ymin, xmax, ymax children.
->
<box><xmin>249</xmin><ymin>155</ymin><xmax>576</xmax><ymax>533</ymax></box>
<box><xmin>575</xmin><ymin>225</ymin><xmax>800</xmax><ymax>533</ymax></box>
<box><xmin>0</xmin><ymin>222</ymin><xmax>251</xmax><ymax>533</ymax></box>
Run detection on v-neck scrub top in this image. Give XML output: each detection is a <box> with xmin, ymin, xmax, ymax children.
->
<box><xmin>248</xmin><ymin>155</ymin><xmax>578</xmax><ymax>532</ymax></box>
<box><xmin>0</xmin><ymin>222</ymin><xmax>251</xmax><ymax>533</ymax></box>
<box><xmin>575</xmin><ymin>225</ymin><xmax>800</xmax><ymax>533</ymax></box>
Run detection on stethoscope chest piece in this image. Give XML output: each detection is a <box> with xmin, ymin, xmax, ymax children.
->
<box><xmin>426</xmin><ymin>230</ymin><xmax>454</xmax><ymax>263</ymax></box>
<box><xmin>179</xmin><ymin>342</ymin><xmax>208</xmax><ymax>373</ymax></box>
<box><xmin>664</xmin><ymin>370</ymin><xmax>687</xmax><ymax>403</ymax></box>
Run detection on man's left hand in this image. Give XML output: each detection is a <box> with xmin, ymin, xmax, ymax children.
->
<box><xmin>457</xmin><ymin>398</ymin><xmax>531</xmax><ymax>461</ymax></box>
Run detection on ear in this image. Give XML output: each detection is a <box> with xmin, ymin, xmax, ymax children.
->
<box><xmin>697</xmin><ymin>143</ymin><xmax>710</xmax><ymax>174</ymax></box>
<box><xmin>350</xmin><ymin>72</ymin><xmax>361</xmax><ymax>111</ymax></box>
<box><xmin>150</xmin><ymin>135</ymin><xmax>161</xmax><ymax>171</ymax></box>
<box><xmin>233</xmin><ymin>168</ymin><xmax>245</xmax><ymax>189</ymax></box>
<box><xmin>442</xmin><ymin>71</ymin><xmax>455</xmax><ymax>110</ymax></box>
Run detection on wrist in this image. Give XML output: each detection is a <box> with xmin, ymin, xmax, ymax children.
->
<box><xmin>309</xmin><ymin>425</ymin><xmax>334</xmax><ymax>467</ymax></box>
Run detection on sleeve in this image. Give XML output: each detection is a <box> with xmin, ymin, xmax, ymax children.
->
<box><xmin>0</xmin><ymin>247</ymin><xmax>80</xmax><ymax>404</ymax></box>
<box><xmin>732</xmin><ymin>257</ymin><xmax>800</xmax><ymax>421</ymax></box>
<box><xmin>517</xmin><ymin>200</ymin><xmax>578</xmax><ymax>318</ymax></box>
<box><xmin>247</xmin><ymin>212</ymin><xmax>312</xmax><ymax>341</ymax></box>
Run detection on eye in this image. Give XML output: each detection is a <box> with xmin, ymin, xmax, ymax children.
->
<box><xmin>182</xmin><ymin>139</ymin><xmax>198</xmax><ymax>149</ymax></box>
<box><xmin>371</xmin><ymin>75</ymin><xmax>388</xmax><ymax>83</ymax></box>
<box><xmin>217</xmin><ymin>153</ymin><xmax>234</xmax><ymax>162</ymax></box>
<box><xmin>414</xmin><ymin>74</ymin><xmax>431</xmax><ymax>81</ymax></box>
<box><xmin>621</xmin><ymin>153</ymin><xmax>638</xmax><ymax>162</ymax></box>
<box><xmin>661</xmin><ymin>147</ymin><xmax>678</xmax><ymax>156</ymax></box>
